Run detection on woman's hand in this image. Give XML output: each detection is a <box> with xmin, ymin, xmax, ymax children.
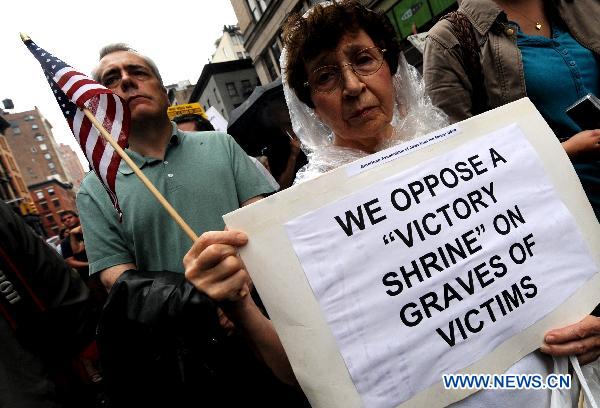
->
<box><xmin>183</xmin><ymin>230</ymin><xmax>251</xmax><ymax>306</ymax></box>
<box><xmin>540</xmin><ymin>315</ymin><xmax>600</xmax><ymax>365</ymax></box>
<box><xmin>288</xmin><ymin>131</ymin><xmax>302</xmax><ymax>157</ymax></box>
<box><xmin>561</xmin><ymin>129</ymin><xmax>600</xmax><ymax>160</ymax></box>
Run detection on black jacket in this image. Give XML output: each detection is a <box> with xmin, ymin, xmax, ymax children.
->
<box><xmin>0</xmin><ymin>202</ymin><xmax>94</xmax><ymax>407</ymax></box>
<box><xmin>98</xmin><ymin>269</ymin><xmax>308</xmax><ymax>408</ymax></box>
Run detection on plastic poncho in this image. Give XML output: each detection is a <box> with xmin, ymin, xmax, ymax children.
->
<box><xmin>281</xmin><ymin>38</ymin><xmax>449</xmax><ymax>183</ymax></box>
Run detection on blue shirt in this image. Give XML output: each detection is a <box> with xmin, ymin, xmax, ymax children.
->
<box><xmin>517</xmin><ymin>22</ymin><xmax>600</xmax><ymax>140</ymax></box>
<box><xmin>517</xmin><ymin>22</ymin><xmax>600</xmax><ymax>221</ymax></box>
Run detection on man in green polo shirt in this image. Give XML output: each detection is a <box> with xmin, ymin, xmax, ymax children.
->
<box><xmin>77</xmin><ymin>44</ymin><xmax>304</xmax><ymax>406</ymax></box>
<box><xmin>79</xmin><ymin>43</ymin><xmax>273</xmax><ymax>285</ymax></box>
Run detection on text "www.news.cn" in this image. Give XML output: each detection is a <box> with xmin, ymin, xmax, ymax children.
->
<box><xmin>443</xmin><ymin>373</ymin><xmax>571</xmax><ymax>390</ymax></box>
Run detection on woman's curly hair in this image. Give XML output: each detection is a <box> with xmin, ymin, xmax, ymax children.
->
<box><xmin>282</xmin><ymin>0</ymin><xmax>400</xmax><ymax>108</ymax></box>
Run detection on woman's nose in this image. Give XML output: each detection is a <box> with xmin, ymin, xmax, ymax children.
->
<box><xmin>340</xmin><ymin>66</ymin><xmax>365</xmax><ymax>97</ymax></box>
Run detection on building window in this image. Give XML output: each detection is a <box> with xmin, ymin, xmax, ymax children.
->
<box><xmin>40</xmin><ymin>143</ymin><xmax>47</xmax><ymax>151</ymax></box>
<box><xmin>241</xmin><ymin>79</ymin><xmax>253</xmax><ymax>97</ymax></box>
<box><xmin>226</xmin><ymin>82</ymin><xmax>238</xmax><ymax>97</ymax></box>
<box><xmin>207</xmin><ymin>98</ymin><xmax>211</xmax><ymax>107</ymax></box>
<box><xmin>35</xmin><ymin>190</ymin><xmax>44</xmax><ymax>199</ymax></box>
<box><xmin>247</xmin><ymin>0</ymin><xmax>268</xmax><ymax>21</ymax></box>
<box><xmin>213</xmin><ymin>88</ymin><xmax>221</xmax><ymax>104</ymax></box>
<box><xmin>46</xmin><ymin>214</ymin><xmax>55</xmax><ymax>224</ymax></box>
<box><xmin>52</xmin><ymin>198</ymin><xmax>60</xmax><ymax>208</ymax></box>
<box><xmin>35</xmin><ymin>134</ymin><xmax>44</xmax><ymax>141</ymax></box>
<box><xmin>50</xmin><ymin>169</ymin><xmax>58</xmax><ymax>175</ymax></box>
<box><xmin>44</xmin><ymin>153</ymin><xmax>52</xmax><ymax>160</ymax></box>
<box><xmin>12</xmin><ymin>127</ymin><xmax>21</xmax><ymax>135</ymax></box>
<box><xmin>31</xmin><ymin>124</ymin><xmax>39</xmax><ymax>129</ymax></box>
<box><xmin>48</xmin><ymin>162</ymin><xmax>56</xmax><ymax>169</ymax></box>
<box><xmin>47</xmin><ymin>187</ymin><xmax>55</xmax><ymax>195</ymax></box>
<box><xmin>236</xmin><ymin>51</ymin><xmax>244</xmax><ymax>59</ymax></box>
<box><xmin>24</xmin><ymin>115</ymin><xmax>35</xmax><ymax>121</ymax></box>
<box><xmin>40</xmin><ymin>201</ymin><xmax>49</xmax><ymax>211</ymax></box>
<box><xmin>30</xmin><ymin>147</ymin><xmax>37</xmax><ymax>153</ymax></box>
<box><xmin>270</xmin><ymin>39</ymin><xmax>282</xmax><ymax>67</ymax></box>
<box><xmin>263</xmin><ymin>52</ymin><xmax>278</xmax><ymax>81</ymax></box>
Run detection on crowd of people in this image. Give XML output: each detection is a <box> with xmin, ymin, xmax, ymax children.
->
<box><xmin>3</xmin><ymin>0</ymin><xmax>599</xmax><ymax>407</ymax></box>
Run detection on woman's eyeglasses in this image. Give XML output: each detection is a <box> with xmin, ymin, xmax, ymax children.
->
<box><xmin>304</xmin><ymin>47</ymin><xmax>386</xmax><ymax>93</ymax></box>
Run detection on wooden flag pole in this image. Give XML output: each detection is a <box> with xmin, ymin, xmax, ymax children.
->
<box><xmin>19</xmin><ymin>32</ymin><xmax>197</xmax><ymax>242</ymax></box>
<box><xmin>83</xmin><ymin>108</ymin><xmax>198</xmax><ymax>242</ymax></box>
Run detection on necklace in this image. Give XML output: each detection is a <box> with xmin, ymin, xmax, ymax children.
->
<box><xmin>498</xmin><ymin>2</ymin><xmax>543</xmax><ymax>30</ymax></box>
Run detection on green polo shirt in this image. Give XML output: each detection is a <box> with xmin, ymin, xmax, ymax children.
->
<box><xmin>77</xmin><ymin>124</ymin><xmax>274</xmax><ymax>275</ymax></box>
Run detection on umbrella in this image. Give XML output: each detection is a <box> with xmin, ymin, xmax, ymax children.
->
<box><xmin>227</xmin><ymin>77</ymin><xmax>306</xmax><ymax>181</ymax></box>
<box><xmin>227</xmin><ymin>77</ymin><xmax>285</xmax><ymax>152</ymax></box>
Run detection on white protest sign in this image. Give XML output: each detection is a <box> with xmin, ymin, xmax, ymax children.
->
<box><xmin>205</xmin><ymin>106</ymin><xmax>228</xmax><ymax>132</ymax></box>
<box><xmin>223</xmin><ymin>99</ymin><xmax>600</xmax><ymax>408</ymax></box>
<box><xmin>346</xmin><ymin>124</ymin><xmax>460</xmax><ymax>176</ymax></box>
<box><xmin>285</xmin><ymin>124</ymin><xmax>597</xmax><ymax>408</ymax></box>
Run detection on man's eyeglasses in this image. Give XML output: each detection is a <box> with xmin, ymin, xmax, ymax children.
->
<box><xmin>304</xmin><ymin>46</ymin><xmax>386</xmax><ymax>93</ymax></box>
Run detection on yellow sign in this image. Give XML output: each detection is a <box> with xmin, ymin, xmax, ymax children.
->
<box><xmin>19</xmin><ymin>200</ymin><xmax>38</xmax><ymax>215</ymax></box>
<box><xmin>167</xmin><ymin>103</ymin><xmax>207</xmax><ymax>120</ymax></box>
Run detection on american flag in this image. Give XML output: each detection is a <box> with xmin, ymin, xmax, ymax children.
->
<box><xmin>23</xmin><ymin>36</ymin><xmax>130</xmax><ymax>216</ymax></box>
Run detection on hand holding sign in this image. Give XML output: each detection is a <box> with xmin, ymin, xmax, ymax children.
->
<box><xmin>542</xmin><ymin>315</ymin><xmax>600</xmax><ymax>365</ymax></box>
<box><xmin>184</xmin><ymin>230</ymin><xmax>251</xmax><ymax>303</ymax></box>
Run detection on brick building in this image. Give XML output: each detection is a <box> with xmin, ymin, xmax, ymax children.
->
<box><xmin>29</xmin><ymin>178</ymin><xmax>76</xmax><ymax>237</ymax></box>
<box><xmin>3</xmin><ymin>107</ymin><xmax>70</xmax><ymax>186</ymax></box>
<box><xmin>57</xmin><ymin>143</ymin><xmax>87</xmax><ymax>191</ymax></box>
<box><xmin>0</xmin><ymin>109</ymin><xmax>36</xmax><ymax>215</ymax></box>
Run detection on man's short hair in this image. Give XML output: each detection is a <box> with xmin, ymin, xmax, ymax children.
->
<box><xmin>173</xmin><ymin>114</ymin><xmax>215</xmax><ymax>131</ymax></box>
<box><xmin>60</xmin><ymin>210</ymin><xmax>78</xmax><ymax>219</ymax></box>
<box><xmin>92</xmin><ymin>43</ymin><xmax>164</xmax><ymax>85</ymax></box>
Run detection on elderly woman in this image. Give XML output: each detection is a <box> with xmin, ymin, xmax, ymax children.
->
<box><xmin>282</xmin><ymin>0</ymin><xmax>446</xmax><ymax>181</ymax></box>
<box><xmin>184</xmin><ymin>1</ymin><xmax>599</xmax><ymax>406</ymax></box>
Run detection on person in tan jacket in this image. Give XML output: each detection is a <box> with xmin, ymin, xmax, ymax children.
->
<box><xmin>423</xmin><ymin>0</ymin><xmax>600</xmax><ymax>222</ymax></box>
